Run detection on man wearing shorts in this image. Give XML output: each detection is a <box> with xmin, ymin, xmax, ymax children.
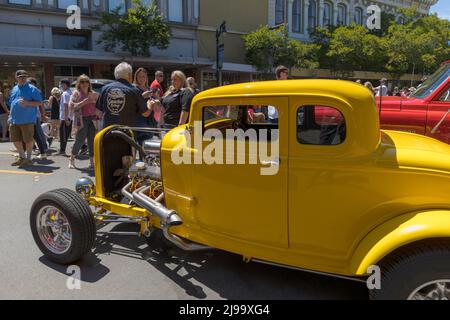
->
<box><xmin>8</xmin><ymin>70</ymin><xmax>42</xmax><ymax>167</ymax></box>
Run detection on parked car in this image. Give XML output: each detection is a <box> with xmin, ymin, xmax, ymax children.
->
<box><xmin>379</xmin><ymin>60</ymin><xmax>450</xmax><ymax>144</ymax></box>
<box><xmin>30</xmin><ymin>79</ymin><xmax>450</xmax><ymax>300</ymax></box>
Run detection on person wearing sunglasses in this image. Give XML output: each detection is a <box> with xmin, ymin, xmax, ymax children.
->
<box><xmin>68</xmin><ymin>74</ymin><xmax>99</xmax><ymax>169</ymax></box>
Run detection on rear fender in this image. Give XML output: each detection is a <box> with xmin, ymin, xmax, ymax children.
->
<box><xmin>350</xmin><ymin>210</ymin><xmax>450</xmax><ymax>275</ymax></box>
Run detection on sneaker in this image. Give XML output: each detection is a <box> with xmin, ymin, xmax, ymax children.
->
<box><xmin>56</xmin><ymin>151</ymin><xmax>67</xmax><ymax>156</ymax></box>
<box><xmin>19</xmin><ymin>158</ymin><xmax>33</xmax><ymax>168</ymax></box>
<box><xmin>11</xmin><ymin>157</ymin><xmax>24</xmax><ymax>166</ymax></box>
<box><xmin>68</xmin><ymin>160</ymin><xmax>75</xmax><ymax>169</ymax></box>
<box><xmin>37</xmin><ymin>153</ymin><xmax>47</xmax><ymax>160</ymax></box>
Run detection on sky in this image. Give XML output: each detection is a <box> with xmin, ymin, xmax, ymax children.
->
<box><xmin>430</xmin><ymin>0</ymin><xmax>450</xmax><ymax>20</ymax></box>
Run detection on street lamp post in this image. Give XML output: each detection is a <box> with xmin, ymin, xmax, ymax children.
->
<box><xmin>216</xmin><ymin>21</ymin><xmax>227</xmax><ymax>87</ymax></box>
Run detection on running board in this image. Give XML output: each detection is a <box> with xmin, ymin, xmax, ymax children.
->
<box><xmin>251</xmin><ymin>258</ymin><xmax>367</xmax><ymax>283</ymax></box>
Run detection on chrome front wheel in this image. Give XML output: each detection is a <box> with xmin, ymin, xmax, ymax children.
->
<box><xmin>36</xmin><ymin>205</ymin><xmax>72</xmax><ymax>255</ymax></box>
<box><xmin>408</xmin><ymin>280</ymin><xmax>450</xmax><ymax>300</ymax></box>
<box><xmin>30</xmin><ymin>189</ymin><xmax>96</xmax><ymax>264</ymax></box>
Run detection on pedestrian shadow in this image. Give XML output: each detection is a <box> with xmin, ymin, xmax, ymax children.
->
<box><xmin>22</xmin><ymin>164</ymin><xmax>60</xmax><ymax>174</ymax></box>
<box><xmin>38</xmin><ymin>254</ymin><xmax>110</xmax><ymax>283</ymax></box>
<box><xmin>92</xmin><ymin>223</ymin><xmax>368</xmax><ymax>300</ymax></box>
<box><xmin>74</xmin><ymin>167</ymin><xmax>95</xmax><ymax>177</ymax></box>
<box><xmin>32</xmin><ymin>159</ymin><xmax>55</xmax><ymax>166</ymax></box>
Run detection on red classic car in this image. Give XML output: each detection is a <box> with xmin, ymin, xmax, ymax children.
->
<box><xmin>378</xmin><ymin>61</ymin><xmax>450</xmax><ymax>144</ymax></box>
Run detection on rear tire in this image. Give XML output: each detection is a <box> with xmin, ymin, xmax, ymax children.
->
<box><xmin>369</xmin><ymin>240</ymin><xmax>450</xmax><ymax>300</ymax></box>
<box><xmin>30</xmin><ymin>188</ymin><xmax>96</xmax><ymax>264</ymax></box>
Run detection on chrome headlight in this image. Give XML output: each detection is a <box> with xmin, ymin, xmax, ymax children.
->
<box><xmin>75</xmin><ymin>177</ymin><xmax>95</xmax><ymax>198</ymax></box>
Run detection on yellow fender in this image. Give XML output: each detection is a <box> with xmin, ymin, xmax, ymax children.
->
<box><xmin>350</xmin><ymin>210</ymin><xmax>450</xmax><ymax>275</ymax></box>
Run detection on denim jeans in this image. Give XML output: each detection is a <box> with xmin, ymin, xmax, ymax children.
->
<box><xmin>34</xmin><ymin>117</ymin><xmax>48</xmax><ymax>154</ymax></box>
<box><xmin>59</xmin><ymin>120</ymin><xmax>72</xmax><ymax>153</ymax></box>
<box><xmin>71</xmin><ymin>116</ymin><xmax>96</xmax><ymax>158</ymax></box>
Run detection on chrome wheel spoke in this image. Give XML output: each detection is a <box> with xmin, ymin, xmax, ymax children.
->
<box><xmin>36</xmin><ymin>205</ymin><xmax>72</xmax><ymax>254</ymax></box>
<box><xmin>409</xmin><ymin>280</ymin><xmax>450</xmax><ymax>300</ymax></box>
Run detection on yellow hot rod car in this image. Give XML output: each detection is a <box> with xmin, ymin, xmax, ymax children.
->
<box><xmin>30</xmin><ymin>80</ymin><xmax>450</xmax><ymax>300</ymax></box>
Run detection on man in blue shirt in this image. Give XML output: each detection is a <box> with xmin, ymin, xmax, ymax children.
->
<box><xmin>9</xmin><ymin>70</ymin><xmax>42</xmax><ymax>167</ymax></box>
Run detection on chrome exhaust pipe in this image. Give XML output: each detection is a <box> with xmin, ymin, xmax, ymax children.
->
<box><xmin>162</xmin><ymin>226</ymin><xmax>211</xmax><ymax>251</ymax></box>
<box><xmin>122</xmin><ymin>185</ymin><xmax>210</xmax><ymax>251</ymax></box>
<box><xmin>132</xmin><ymin>186</ymin><xmax>183</xmax><ymax>227</ymax></box>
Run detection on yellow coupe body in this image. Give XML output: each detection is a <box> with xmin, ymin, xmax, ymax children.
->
<box><xmin>31</xmin><ymin>79</ymin><xmax>450</xmax><ymax>299</ymax></box>
<box><xmin>156</xmin><ymin>80</ymin><xmax>450</xmax><ymax>276</ymax></box>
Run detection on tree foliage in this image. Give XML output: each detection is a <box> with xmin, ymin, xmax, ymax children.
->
<box><xmin>308</xmin><ymin>7</ymin><xmax>450</xmax><ymax>78</ymax></box>
<box><xmin>243</xmin><ymin>25</ymin><xmax>319</xmax><ymax>74</ymax></box>
<box><xmin>385</xmin><ymin>10</ymin><xmax>450</xmax><ymax>77</ymax></box>
<box><xmin>326</xmin><ymin>23</ymin><xmax>386</xmax><ymax>76</ymax></box>
<box><xmin>93</xmin><ymin>0</ymin><xmax>171</xmax><ymax>57</ymax></box>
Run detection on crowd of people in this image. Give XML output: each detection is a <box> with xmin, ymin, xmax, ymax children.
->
<box><xmin>356</xmin><ymin>78</ymin><xmax>417</xmax><ymax>98</ymax></box>
<box><xmin>0</xmin><ymin>62</ymin><xmax>422</xmax><ymax>170</ymax></box>
<box><xmin>0</xmin><ymin>62</ymin><xmax>200</xmax><ymax>169</ymax></box>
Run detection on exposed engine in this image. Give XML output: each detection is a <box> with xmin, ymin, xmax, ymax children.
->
<box><xmin>114</xmin><ymin>138</ymin><xmax>163</xmax><ymax>202</ymax></box>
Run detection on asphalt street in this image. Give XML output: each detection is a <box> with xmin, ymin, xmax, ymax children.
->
<box><xmin>0</xmin><ymin>139</ymin><xmax>368</xmax><ymax>300</ymax></box>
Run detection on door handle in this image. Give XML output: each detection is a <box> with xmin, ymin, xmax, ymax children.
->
<box><xmin>261</xmin><ymin>158</ymin><xmax>280</xmax><ymax>166</ymax></box>
<box><xmin>431</xmin><ymin>108</ymin><xmax>450</xmax><ymax>134</ymax></box>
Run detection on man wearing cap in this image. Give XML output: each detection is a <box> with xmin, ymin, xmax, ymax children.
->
<box><xmin>8</xmin><ymin>70</ymin><xmax>42</xmax><ymax>167</ymax></box>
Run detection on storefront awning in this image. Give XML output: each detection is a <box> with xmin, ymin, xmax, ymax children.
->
<box><xmin>0</xmin><ymin>47</ymin><xmax>214</xmax><ymax>68</ymax></box>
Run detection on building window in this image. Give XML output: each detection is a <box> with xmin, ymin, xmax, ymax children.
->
<box><xmin>58</xmin><ymin>0</ymin><xmax>78</xmax><ymax>9</ymax></box>
<box><xmin>53</xmin><ymin>30</ymin><xmax>90</xmax><ymax>50</ymax></box>
<box><xmin>8</xmin><ymin>0</ymin><xmax>31</xmax><ymax>5</ymax></box>
<box><xmin>297</xmin><ymin>105</ymin><xmax>346</xmax><ymax>145</ymax></box>
<box><xmin>337</xmin><ymin>3</ymin><xmax>347</xmax><ymax>25</ymax></box>
<box><xmin>275</xmin><ymin>0</ymin><xmax>285</xmax><ymax>25</ymax></box>
<box><xmin>292</xmin><ymin>0</ymin><xmax>302</xmax><ymax>33</ymax></box>
<box><xmin>323</xmin><ymin>1</ymin><xmax>332</xmax><ymax>26</ymax></box>
<box><xmin>354</xmin><ymin>7</ymin><xmax>364</xmax><ymax>25</ymax></box>
<box><xmin>108</xmin><ymin>0</ymin><xmax>126</xmax><ymax>14</ymax></box>
<box><xmin>308</xmin><ymin>0</ymin><xmax>317</xmax><ymax>31</ymax></box>
<box><xmin>167</xmin><ymin>0</ymin><xmax>185</xmax><ymax>23</ymax></box>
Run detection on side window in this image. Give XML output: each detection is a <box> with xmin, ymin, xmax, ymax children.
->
<box><xmin>438</xmin><ymin>88</ymin><xmax>450</xmax><ymax>102</ymax></box>
<box><xmin>203</xmin><ymin>105</ymin><xmax>279</xmax><ymax>127</ymax></box>
<box><xmin>202</xmin><ymin>105</ymin><xmax>279</xmax><ymax>140</ymax></box>
<box><xmin>297</xmin><ymin>105</ymin><xmax>346</xmax><ymax>145</ymax></box>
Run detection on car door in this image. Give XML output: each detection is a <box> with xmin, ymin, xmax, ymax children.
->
<box><xmin>288</xmin><ymin>95</ymin><xmax>361</xmax><ymax>261</ymax></box>
<box><xmin>190</xmin><ymin>97</ymin><xmax>288</xmax><ymax>248</ymax></box>
<box><xmin>379</xmin><ymin>96</ymin><xmax>428</xmax><ymax>135</ymax></box>
<box><xmin>426</xmin><ymin>83</ymin><xmax>450</xmax><ymax>144</ymax></box>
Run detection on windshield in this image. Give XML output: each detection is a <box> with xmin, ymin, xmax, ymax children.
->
<box><xmin>412</xmin><ymin>63</ymin><xmax>450</xmax><ymax>99</ymax></box>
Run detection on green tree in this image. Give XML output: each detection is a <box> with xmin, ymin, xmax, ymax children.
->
<box><xmin>309</xmin><ymin>26</ymin><xmax>333</xmax><ymax>69</ymax></box>
<box><xmin>326</xmin><ymin>23</ymin><xmax>387</xmax><ymax>77</ymax></box>
<box><xmin>93</xmin><ymin>0</ymin><xmax>171</xmax><ymax>57</ymax></box>
<box><xmin>243</xmin><ymin>25</ymin><xmax>319</xmax><ymax>74</ymax></box>
<box><xmin>385</xmin><ymin>9</ymin><xmax>450</xmax><ymax>77</ymax></box>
